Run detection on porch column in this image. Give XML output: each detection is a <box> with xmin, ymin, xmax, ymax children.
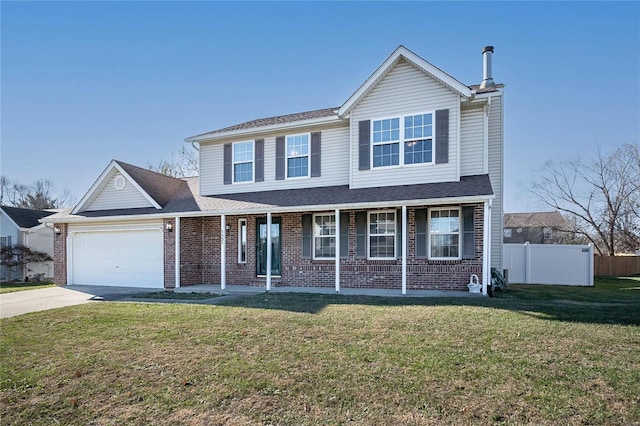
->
<box><xmin>335</xmin><ymin>208</ymin><xmax>340</xmax><ymax>292</ymax></box>
<box><xmin>175</xmin><ymin>216</ymin><xmax>180</xmax><ymax>288</ymax></box>
<box><xmin>221</xmin><ymin>214</ymin><xmax>226</xmax><ymax>290</ymax></box>
<box><xmin>401</xmin><ymin>205</ymin><xmax>407</xmax><ymax>295</ymax></box>
<box><xmin>266</xmin><ymin>212</ymin><xmax>272</xmax><ymax>291</ymax></box>
<box><xmin>482</xmin><ymin>200</ymin><xmax>491</xmax><ymax>295</ymax></box>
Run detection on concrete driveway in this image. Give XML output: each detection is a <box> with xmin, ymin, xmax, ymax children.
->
<box><xmin>0</xmin><ymin>285</ymin><xmax>156</xmax><ymax>319</ymax></box>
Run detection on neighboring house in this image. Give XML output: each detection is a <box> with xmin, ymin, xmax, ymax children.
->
<box><xmin>0</xmin><ymin>206</ymin><xmax>55</xmax><ymax>281</ymax></box>
<box><xmin>44</xmin><ymin>45</ymin><xmax>504</xmax><ymax>295</ymax></box>
<box><xmin>503</xmin><ymin>211</ymin><xmax>568</xmax><ymax>244</ymax></box>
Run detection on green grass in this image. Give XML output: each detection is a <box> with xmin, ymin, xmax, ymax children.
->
<box><xmin>0</xmin><ymin>281</ymin><xmax>55</xmax><ymax>294</ymax></box>
<box><xmin>131</xmin><ymin>291</ymin><xmax>222</xmax><ymax>300</ymax></box>
<box><xmin>1</xmin><ymin>277</ymin><xmax>639</xmax><ymax>425</ymax></box>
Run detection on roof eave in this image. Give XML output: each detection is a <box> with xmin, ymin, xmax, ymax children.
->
<box><xmin>185</xmin><ymin>114</ymin><xmax>343</xmax><ymax>144</ymax></box>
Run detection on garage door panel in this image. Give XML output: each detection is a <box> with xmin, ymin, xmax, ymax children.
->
<box><xmin>71</xmin><ymin>229</ymin><xmax>164</xmax><ymax>288</ymax></box>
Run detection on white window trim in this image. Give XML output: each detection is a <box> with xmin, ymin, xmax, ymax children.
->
<box><xmin>367</xmin><ymin>209</ymin><xmax>396</xmax><ymax>260</ymax></box>
<box><xmin>370</xmin><ymin>111</ymin><xmax>435</xmax><ymax>169</ymax></box>
<box><xmin>312</xmin><ymin>212</ymin><xmax>336</xmax><ymax>260</ymax></box>
<box><xmin>232</xmin><ymin>140</ymin><xmax>255</xmax><ymax>184</ymax></box>
<box><xmin>428</xmin><ymin>207</ymin><xmax>462</xmax><ymax>261</ymax></box>
<box><xmin>285</xmin><ymin>133</ymin><xmax>311</xmax><ymax>180</ymax></box>
<box><xmin>238</xmin><ymin>218</ymin><xmax>247</xmax><ymax>263</ymax></box>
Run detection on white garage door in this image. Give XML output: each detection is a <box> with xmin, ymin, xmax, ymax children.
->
<box><xmin>70</xmin><ymin>229</ymin><xmax>164</xmax><ymax>288</ymax></box>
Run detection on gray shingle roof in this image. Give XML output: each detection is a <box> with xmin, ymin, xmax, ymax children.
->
<box><xmin>115</xmin><ymin>160</ymin><xmax>185</xmax><ymax>207</ymax></box>
<box><xmin>187</xmin><ymin>107</ymin><xmax>339</xmax><ymax>140</ymax></box>
<box><xmin>47</xmin><ymin>174</ymin><xmax>493</xmax><ymax>220</ymax></box>
<box><xmin>504</xmin><ymin>211</ymin><xmax>566</xmax><ymax>228</ymax></box>
<box><xmin>1</xmin><ymin>206</ymin><xmax>55</xmax><ymax>228</ymax></box>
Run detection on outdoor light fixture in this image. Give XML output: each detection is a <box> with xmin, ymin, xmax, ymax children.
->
<box><xmin>166</xmin><ymin>222</ymin><xmax>173</xmax><ymax>232</ymax></box>
<box><xmin>226</xmin><ymin>225</ymin><xmax>231</xmax><ymax>230</ymax></box>
<box><xmin>53</xmin><ymin>226</ymin><xmax>61</xmax><ymax>236</ymax></box>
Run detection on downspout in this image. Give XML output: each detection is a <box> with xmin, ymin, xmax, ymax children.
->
<box><xmin>483</xmin><ymin>96</ymin><xmax>492</xmax><ymax>174</ymax></box>
<box><xmin>482</xmin><ymin>199</ymin><xmax>493</xmax><ymax>296</ymax></box>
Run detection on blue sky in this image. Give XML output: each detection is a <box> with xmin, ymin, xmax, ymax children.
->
<box><xmin>1</xmin><ymin>1</ymin><xmax>639</xmax><ymax>212</ymax></box>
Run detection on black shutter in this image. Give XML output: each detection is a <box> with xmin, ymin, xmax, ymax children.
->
<box><xmin>311</xmin><ymin>132</ymin><xmax>321</xmax><ymax>177</ymax></box>
<box><xmin>340</xmin><ymin>212</ymin><xmax>349</xmax><ymax>259</ymax></box>
<box><xmin>415</xmin><ymin>208</ymin><xmax>428</xmax><ymax>258</ymax></box>
<box><xmin>254</xmin><ymin>139</ymin><xmax>264</xmax><ymax>182</ymax></box>
<box><xmin>302</xmin><ymin>214</ymin><xmax>312</xmax><ymax>258</ymax></box>
<box><xmin>396</xmin><ymin>208</ymin><xmax>403</xmax><ymax>259</ymax></box>
<box><xmin>462</xmin><ymin>206</ymin><xmax>475</xmax><ymax>259</ymax></box>
<box><xmin>355</xmin><ymin>211</ymin><xmax>367</xmax><ymax>258</ymax></box>
<box><xmin>435</xmin><ymin>109</ymin><xmax>449</xmax><ymax>164</ymax></box>
<box><xmin>276</xmin><ymin>136</ymin><xmax>285</xmax><ymax>180</ymax></box>
<box><xmin>358</xmin><ymin>120</ymin><xmax>370</xmax><ymax>170</ymax></box>
<box><xmin>223</xmin><ymin>143</ymin><xmax>232</xmax><ymax>185</ymax></box>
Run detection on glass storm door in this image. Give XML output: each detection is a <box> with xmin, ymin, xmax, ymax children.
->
<box><xmin>256</xmin><ymin>217</ymin><xmax>281</xmax><ymax>276</ymax></box>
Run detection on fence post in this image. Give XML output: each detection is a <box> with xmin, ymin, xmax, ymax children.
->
<box><xmin>588</xmin><ymin>244</ymin><xmax>594</xmax><ymax>286</ymax></box>
<box><xmin>524</xmin><ymin>242</ymin><xmax>531</xmax><ymax>284</ymax></box>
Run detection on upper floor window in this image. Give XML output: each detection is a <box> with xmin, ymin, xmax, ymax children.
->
<box><xmin>372</xmin><ymin>113</ymin><xmax>433</xmax><ymax>168</ymax></box>
<box><xmin>286</xmin><ymin>134</ymin><xmax>310</xmax><ymax>178</ymax></box>
<box><xmin>372</xmin><ymin>118</ymin><xmax>400</xmax><ymax>167</ymax></box>
<box><xmin>404</xmin><ymin>113</ymin><xmax>433</xmax><ymax>165</ymax></box>
<box><xmin>233</xmin><ymin>141</ymin><xmax>254</xmax><ymax>183</ymax></box>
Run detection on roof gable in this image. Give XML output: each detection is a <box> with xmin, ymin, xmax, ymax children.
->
<box><xmin>338</xmin><ymin>46</ymin><xmax>472</xmax><ymax>117</ymax></box>
<box><xmin>71</xmin><ymin>160</ymin><xmax>184</xmax><ymax>214</ymax></box>
<box><xmin>0</xmin><ymin>206</ymin><xmax>54</xmax><ymax>229</ymax></box>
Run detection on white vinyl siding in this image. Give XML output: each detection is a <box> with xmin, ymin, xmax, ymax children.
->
<box><xmin>460</xmin><ymin>105</ymin><xmax>485</xmax><ymax>176</ymax></box>
<box><xmin>350</xmin><ymin>59</ymin><xmax>459</xmax><ymax>189</ymax></box>
<box><xmin>199</xmin><ymin>125</ymin><xmax>350</xmax><ymax>196</ymax></box>
<box><xmin>488</xmin><ymin>95</ymin><xmax>504</xmax><ymax>269</ymax></box>
<box><xmin>85</xmin><ymin>172</ymin><xmax>154</xmax><ymax>211</ymax></box>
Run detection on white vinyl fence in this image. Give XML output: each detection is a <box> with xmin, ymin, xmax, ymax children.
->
<box><xmin>503</xmin><ymin>243</ymin><xmax>594</xmax><ymax>286</ymax></box>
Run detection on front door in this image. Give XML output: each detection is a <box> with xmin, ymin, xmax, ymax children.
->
<box><xmin>256</xmin><ymin>217</ymin><xmax>281</xmax><ymax>276</ymax></box>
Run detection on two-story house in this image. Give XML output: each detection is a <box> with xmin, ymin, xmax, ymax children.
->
<box><xmin>45</xmin><ymin>45</ymin><xmax>504</xmax><ymax>295</ymax></box>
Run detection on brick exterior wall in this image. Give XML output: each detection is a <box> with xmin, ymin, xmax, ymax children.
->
<box><xmin>53</xmin><ymin>223</ymin><xmax>68</xmax><ymax>285</ymax></box>
<box><xmin>163</xmin><ymin>218</ymin><xmax>176</xmax><ymax>288</ymax></box>
<box><xmin>173</xmin><ymin>204</ymin><xmax>484</xmax><ymax>291</ymax></box>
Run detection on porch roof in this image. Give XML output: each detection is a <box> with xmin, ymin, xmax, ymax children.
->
<box><xmin>44</xmin><ymin>174</ymin><xmax>493</xmax><ymax>222</ymax></box>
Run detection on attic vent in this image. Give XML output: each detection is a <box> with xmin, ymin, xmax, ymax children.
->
<box><xmin>114</xmin><ymin>175</ymin><xmax>126</xmax><ymax>190</ymax></box>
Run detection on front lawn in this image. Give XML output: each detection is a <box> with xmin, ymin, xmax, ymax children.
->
<box><xmin>1</xmin><ymin>277</ymin><xmax>638</xmax><ymax>425</ymax></box>
<box><xmin>0</xmin><ymin>281</ymin><xmax>55</xmax><ymax>294</ymax></box>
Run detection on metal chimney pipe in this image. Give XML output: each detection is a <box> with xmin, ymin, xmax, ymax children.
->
<box><xmin>480</xmin><ymin>45</ymin><xmax>495</xmax><ymax>89</ymax></box>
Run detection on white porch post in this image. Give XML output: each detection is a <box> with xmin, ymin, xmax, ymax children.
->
<box><xmin>482</xmin><ymin>200</ymin><xmax>491</xmax><ymax>295</ymax></box>
<box><xmin>402</xmin><ymin>205</ymin><xmax>407</xmax><ymax>295</ymax></box>
<box><xmin>221</xmin><ymin>214</ymin><xmax>226</xmax><ymax>290</ymax></box>
<box><xmin>335</xmin><ymin>208</ymin><xmax>340</xmax><ymax>292</ymax></box>
<box><xmin>266</xmin><ymin>212</ymin><xmax>272</xmax><ymax>291</ymax></box>
<box><xmin>175</xmin><ymin>216</ymin><xmax>180</xmax><ymax>288</ymax></box>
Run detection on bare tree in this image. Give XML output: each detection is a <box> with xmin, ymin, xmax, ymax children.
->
<box><xmin>0</xmin><ymin>177</ymin><xmax>73</xmax><ymax>209</ymax></box>
<box><xmin>530</xmin><ymin>144</ymin><xmax>639</xmax><ymax>255</ymax></box>
<box><xmin>148</xmin><ymin>145</ymin><xmax>199</xmax><ymax>178</ymax></box>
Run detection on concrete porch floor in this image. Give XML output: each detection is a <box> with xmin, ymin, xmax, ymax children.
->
<box><xmin>174</xmin><ymin>284</ymin><xmax>485</xmax><ymax>298</ymax></box>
